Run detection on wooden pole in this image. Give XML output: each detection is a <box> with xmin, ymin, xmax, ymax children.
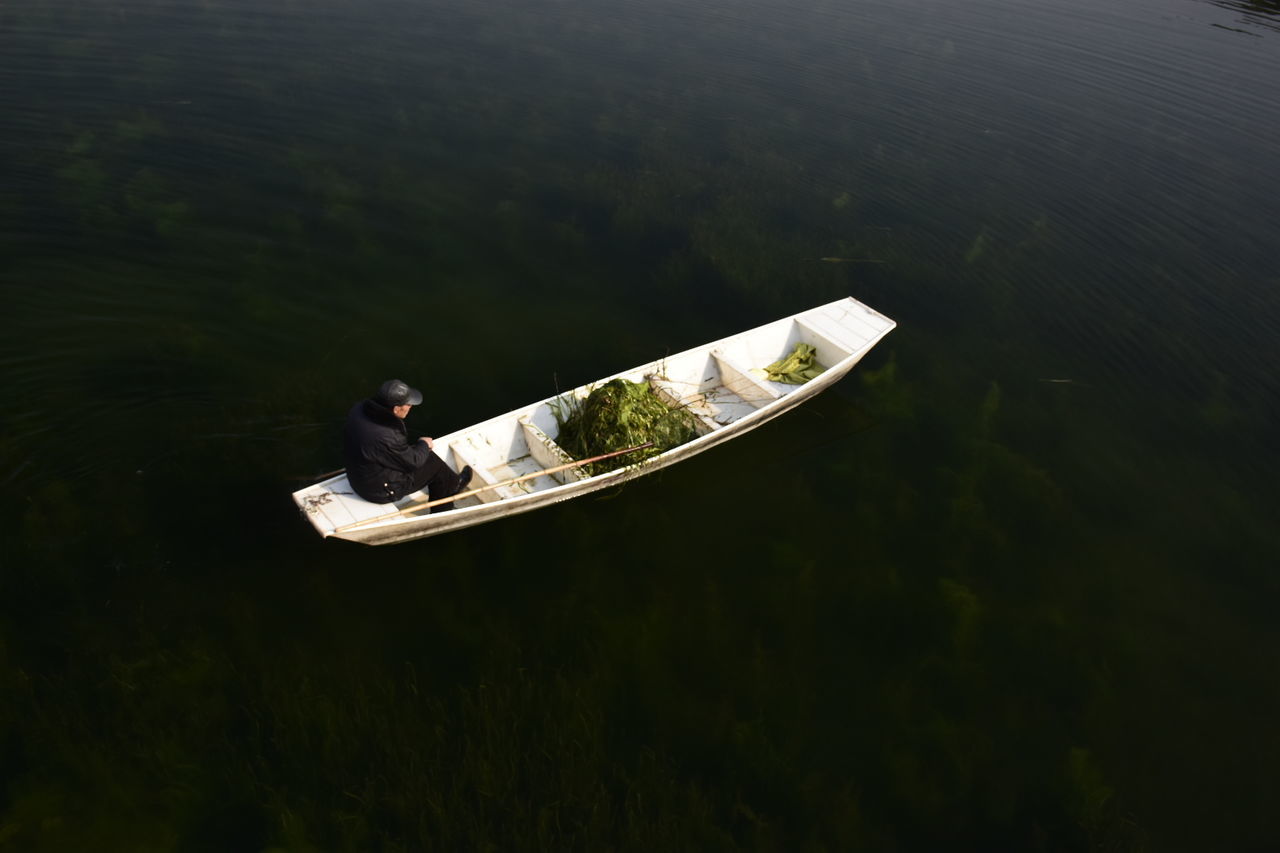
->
<box><xmin>332</xmin><ymin>441</ymin><xmax>654</xmax><ymax>533</ymax></box>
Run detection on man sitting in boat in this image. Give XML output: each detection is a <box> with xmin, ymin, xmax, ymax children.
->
<box><xmin>343</xmin><ymin>379</ymin><xmax>473</xmax><ymax>511</ymax></box>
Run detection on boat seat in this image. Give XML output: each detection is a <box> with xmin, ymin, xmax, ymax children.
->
<box><xmin>794</xmin><ymin>315</ymin><xmax>862</xmax><ymax>363</ymax></box>
<box><xmin>710</xmin><ymin>349</ymin><xmax>787</xmax><ymax>407</ymax></box>
<box><xmin>518</xmin><ymin>417</ymin><xmax>590</xmax><ymax>484</ymax></box>
<box><xmin>646</xmin><ymin>375</ymin><xmax>721</xmax><ymax>435</ymax></box>
<box><xmin>448</xmin><ymin>440</ymin><xmax>524</xmax><ymax>503</ymax></box>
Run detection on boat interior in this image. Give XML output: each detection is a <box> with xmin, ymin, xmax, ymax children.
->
<box><xmin>427</xmin><ymin>312</ymin><xmax>867</xmax><ymax>512</ymax></box>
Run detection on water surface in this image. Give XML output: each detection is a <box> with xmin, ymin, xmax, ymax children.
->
<box><xmin>2</xmin><ymin>0</ymin><xmax>1278</xmax><ymax>849</ymax></box>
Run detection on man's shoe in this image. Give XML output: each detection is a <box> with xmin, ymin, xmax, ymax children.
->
<box><xmin>432</xmin><ymin>467</ymin><xmax>474</xmax><ymax>513</ymax></box>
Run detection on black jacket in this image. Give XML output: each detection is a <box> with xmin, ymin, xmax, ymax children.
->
<box><xmin>343</xmin><ymin>399</ymin><xmax>433</xmax><ymax>503</ymax></box>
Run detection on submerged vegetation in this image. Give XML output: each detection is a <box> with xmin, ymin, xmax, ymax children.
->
<box><xmin>552</xmin><ymin>378</ymin><xmax>699</xmax><ymax>475</ymax></box>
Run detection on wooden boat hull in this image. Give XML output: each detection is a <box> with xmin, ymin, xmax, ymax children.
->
<box><xmin>292</xmin><ymin>297</ymin><xmax>895</xmax><ymax>546</ymax></box>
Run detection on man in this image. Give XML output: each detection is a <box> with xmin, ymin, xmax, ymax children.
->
<box><xmin>343</xmin><ymin>379</ymin><xmax>473</xmax><ymax>511</ymax></box>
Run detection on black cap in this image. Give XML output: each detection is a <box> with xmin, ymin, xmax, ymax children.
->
<box><xmin>377</xmin><ymin>379</ymin><xmax>423</xmax><ymax>407</ymax></box>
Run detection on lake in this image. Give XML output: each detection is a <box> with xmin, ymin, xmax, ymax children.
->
<box><xmin>2</xmin><ymin>0</ymin><xmax>1278</xmax><ymax>849</ymax></box>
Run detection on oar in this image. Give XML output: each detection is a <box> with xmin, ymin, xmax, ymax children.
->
<box><xmin>333</xmin><ymin>441</ymin><xmax>655</xmax><ymax>533</ymax></box>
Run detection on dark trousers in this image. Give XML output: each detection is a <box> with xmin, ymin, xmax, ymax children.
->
<box><xmin>410</xmin><ymin>453</ymin><xmax>464</xmax><ymax>512</ymax></box>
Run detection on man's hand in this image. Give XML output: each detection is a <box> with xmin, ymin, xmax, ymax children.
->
<box><xmin>419</xmin><ymin>436</ymin><xmax>435</xmax><ymax>450</ymax></box>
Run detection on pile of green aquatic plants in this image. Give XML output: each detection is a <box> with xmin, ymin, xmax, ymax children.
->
<box><xmin>764</xmin><ymin>342</ymin><xmax>825</xmax><ymax>384</ymax></box>
<box><xmin>554</xmin><ymin>378</ymin><xmax>699</xmax><ymax>476</ymax></box>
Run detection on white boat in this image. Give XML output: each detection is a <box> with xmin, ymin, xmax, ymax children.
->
<box><xmin>292</xmin><ymin>296</ymin><xmax>895</xmax><ymax>546</ymax></box>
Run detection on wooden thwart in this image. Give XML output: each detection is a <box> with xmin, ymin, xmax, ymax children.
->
<box><xmin>333</xmin><ymin>442</ymin><xmax>654</xmax><ymax>533</ymax></box>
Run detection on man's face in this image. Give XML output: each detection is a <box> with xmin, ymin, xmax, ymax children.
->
<box><xmin>393</xmin><ymin>404</ymin><xmax>412</xmax><ymax>419</ymax></box>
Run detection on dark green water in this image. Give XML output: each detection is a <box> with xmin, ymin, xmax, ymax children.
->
<box><xmin>3</xmin><ymin>0</ymin><xmax>1278</xmax><ymax>849</ymax></box>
